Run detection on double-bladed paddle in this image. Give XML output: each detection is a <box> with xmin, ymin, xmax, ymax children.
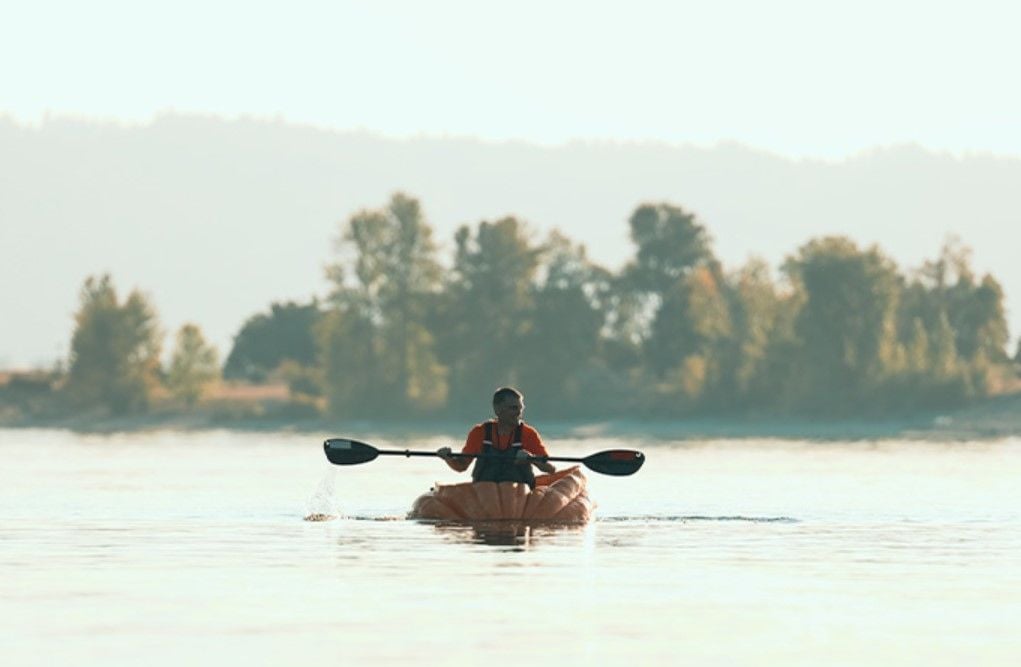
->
<box><xmin>323</xmin><ymin>438</ymin><xmax>645</xmax><ymax>477</ymax></box>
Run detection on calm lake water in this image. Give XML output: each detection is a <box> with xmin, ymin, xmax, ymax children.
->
<box><xmin>2</xmin><ymin>427</ymin><xmax>1019</xmax><ymax>666</ymax></box>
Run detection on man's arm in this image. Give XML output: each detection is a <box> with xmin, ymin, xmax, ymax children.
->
<box><xmin>436</xmin><ymin>446</ymin><xmax>471</xmax><ymax>472</ymax></box>
<box><xmin>534</xmin><ymin>458</ymin><xmax>556</xmax><ymax>474</ymax></box>
<box><xmin>523</xmin><ymin>428</ymin><xmax>556</xmax><ymax>474</ymax></box>
<box><xmin>437</xmin><ymin>427</ymin><xmax>480</xmax><ymax>472</ymax></box>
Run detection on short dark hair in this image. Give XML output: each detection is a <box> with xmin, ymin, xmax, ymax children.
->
<box><xmin>492</xmin><ymin>386</ymin><xmax>523</xmax><ymax>406</ymax></box>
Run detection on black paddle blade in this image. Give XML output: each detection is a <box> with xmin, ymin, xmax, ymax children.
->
<box><xmin>583</xmin><ymin>449</ymin><xmax>645</xmax><ymax>476</ymax></box>
<box><xmin>323</xmin><ymin>438</ymin><xmax>380</xmax><ymax>465</ymax></box>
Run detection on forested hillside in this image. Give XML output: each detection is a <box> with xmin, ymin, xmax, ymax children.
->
<box><xmin>2</xmin><ymin>114</ymin><xmax>1019</xmax><ymax>369</ymax></box>
<box><xmin>10</xmin><ymin>193</ymin><xmax>1011</xmax><ymax>424</ymax></box>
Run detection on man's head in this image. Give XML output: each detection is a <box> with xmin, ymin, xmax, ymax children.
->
<box><xmin>492</xmin><ymin>386</ymin><xmax>524</xmax><ymax>423</ymax></box>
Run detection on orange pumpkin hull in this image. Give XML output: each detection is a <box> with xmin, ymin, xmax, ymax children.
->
<box><xmin>408</xmin><ymin>466</ymin><xmax>594</xmax><ymax>524</ymax></box>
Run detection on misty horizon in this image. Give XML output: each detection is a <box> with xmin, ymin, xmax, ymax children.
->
<box><xmin>5</xmin><ymin>1</ymin><xmax>1021</xmax><ymax>157</ymax></box>
<box><xmin>2</xmin><ymin>112</ymin><xmax>1020</xmax><ymax>368</ymax></box>
<box><xmin>5</xmin><ymin>111</ymin><xmax>1021</xmax><ymax>163</ymax></box>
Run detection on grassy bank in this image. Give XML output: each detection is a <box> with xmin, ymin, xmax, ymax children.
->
<box><xmin>3</xmin><ymin>385</ymin><xmax>1021</xmax><ymax>441</ymax></box>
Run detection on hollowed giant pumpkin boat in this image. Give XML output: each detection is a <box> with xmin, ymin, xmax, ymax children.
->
<box><xmin>323</xmin><ymin>438</ymin><xmax>643</xmax><ymax>525</ymax></box>
<box><xmin>407</xmin><ymin>465</ymin><xmax>593</xmax><ymax>524</ymax></box>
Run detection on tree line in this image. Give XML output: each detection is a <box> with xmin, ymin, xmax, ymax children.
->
<box><xmin>36</xmin><ymin>193</ymin><xmax>1020</xmax><ymax>420</ymax></box>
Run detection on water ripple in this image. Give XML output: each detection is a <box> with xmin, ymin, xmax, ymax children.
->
<box><xmin>597</xmin><ymin>514</ymin><xmax>799</xmax><ymax>523</ymax></box>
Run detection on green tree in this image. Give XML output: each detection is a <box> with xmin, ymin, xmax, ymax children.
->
<box><xmin>784</xmin><ymin>237</ymin><xmax>901</xmax><ymax>412</ymax></box>
<box><xmin>317</xmin><ymin>307</ymin><xmax>383</xmax><ymax>416</ymax></box>
<box><xmin>607</xmin><ymin>203</ymin><xmax>720</xmax><ymax>411</ymax></box>
<box><xmin>722</xmin><ymin>258</ymin><xmax>794</xmax><ymax>409</ymax></box>
<box><xmin>434</xmin><ymin>216</ymin><xmax>542</xmax><ymax>411</ymax></box>
<box><xmin>66</xmin><ymin>275</ymin><xmax>162</xmax><ymax>414</ymax></box>
<box><xmin>906</xmin><ymin>238</ymin><xmax>1009</xmax><ymax>363</ymax></box>
<box><xmin>618</xmin><ymin>203</ymin><xmax>715</xmax><ymax>334</ymax></box>
<box><xmin>623</xmin><ymin>202</ymin><xmax>714</xmax><ymax>296</ymax></box>
<box><xmin>518</xmin><ymin>232</ymin><xmax>615</xmax><ymax>415</ymax></box>
<box><xmin>930</xmin><ymin>311</ymin><xmax>961</xmax><ymax>379</ymax></box>
<box><xmin>611</xmin><ymin>203</ymin><xmax>722</xmax><ymax>412</ymax></box>
<box><xmin>920</xmin><ymin>311</ymin><xmax>974</xmax><ymax>406</ymax></box>
<box><xmin>223</xmin><ymin>300</ymin><xmax>322</xmax><ymax>381</ymax></box>
<box><xmin>167</xmin><ymin>324</ymin><xmax>220</xmax><ymax>407</ymax></box>
<box><xmin>897</xmin><ymin>238</ymin><xmax>1009</xmax><ymax>404</ymax></box>
<box><xmin>646</xmin><ymin>263</ymin><xmax>732</xmax><ymax>410</ymax></box>
<box><xmin>905</xmin><ymin>317</ymin><xmax>930</xmax><ymax>374</ymax></box>
<box><xmin>953</xmin><ymin>274</ymin><xmax>1009</xmax><ymax>362</ymax></box>
<box><xmin>322</xmin><ymin>193</ymin><xmax>446</xmax><ymax>415</ymax></box>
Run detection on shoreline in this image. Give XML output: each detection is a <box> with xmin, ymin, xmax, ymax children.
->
<box><xmin>4</xmin><ymin>393</ymin><xmax>1021</xmax><ymax>441</ymax></box>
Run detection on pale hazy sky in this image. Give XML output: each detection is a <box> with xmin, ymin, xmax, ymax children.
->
<box><xmin>2</xmin><ymin>0</ymin><xmax>1019</xmax><ymax>158</ymax></box>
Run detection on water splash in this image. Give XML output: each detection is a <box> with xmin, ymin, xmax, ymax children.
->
<box><xmin>303</xmin><ymin>469</ymin><xmax>342</xmax><ymax>521</ymax></box>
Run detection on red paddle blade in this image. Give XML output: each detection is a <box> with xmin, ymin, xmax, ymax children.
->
<box><xmin>583</xmin><ymin>449</ymin><xmax>645</xmax><ymax>476</ymax></box>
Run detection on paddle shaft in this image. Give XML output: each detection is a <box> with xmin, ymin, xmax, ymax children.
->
<box><xmin>373</xmin><ymin>448</ymin><xmax>581</xmax><ymax>463</ymax></box>
<box><xmin>323</xmin><ymin>438</ymin><xmax>644</xmax><ymax>475</ymax></box>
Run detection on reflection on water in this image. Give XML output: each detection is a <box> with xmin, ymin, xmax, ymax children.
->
<box><xmin>433</xmin><ymin>521</ymin><xmax>531</xmax><ymax>548</ymax></box>
<box><xmin>428</xmin><ymin>519</ymin><xmax>591</xmax><ymax>548</ymax></box>
<box><xmin>425</xmin><ymin>515</ymin><xmax>797</xmax><ymax>548</ymax></box>
<box><xmin>2</xmin><ymin>429</ymin><xmax>1021</xmax><ymax>666</ymax></box>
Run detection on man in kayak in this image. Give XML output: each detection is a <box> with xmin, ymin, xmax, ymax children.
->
<box><xmin>437</xmin><ymin>387</ymin><xmax>556</xmax><ymax>488</ymax></box>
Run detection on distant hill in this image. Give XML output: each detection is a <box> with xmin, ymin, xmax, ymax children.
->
<box><xmin>1</xmin><ymin>113</ymin><xmax>1019</xmax><ymax>367</ymax></box>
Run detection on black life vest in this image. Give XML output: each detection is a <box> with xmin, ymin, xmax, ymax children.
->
<box><xmin>471</xmin><ymin>421</ymin><xmax>536</xmax><ymax>488</ymax></box>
